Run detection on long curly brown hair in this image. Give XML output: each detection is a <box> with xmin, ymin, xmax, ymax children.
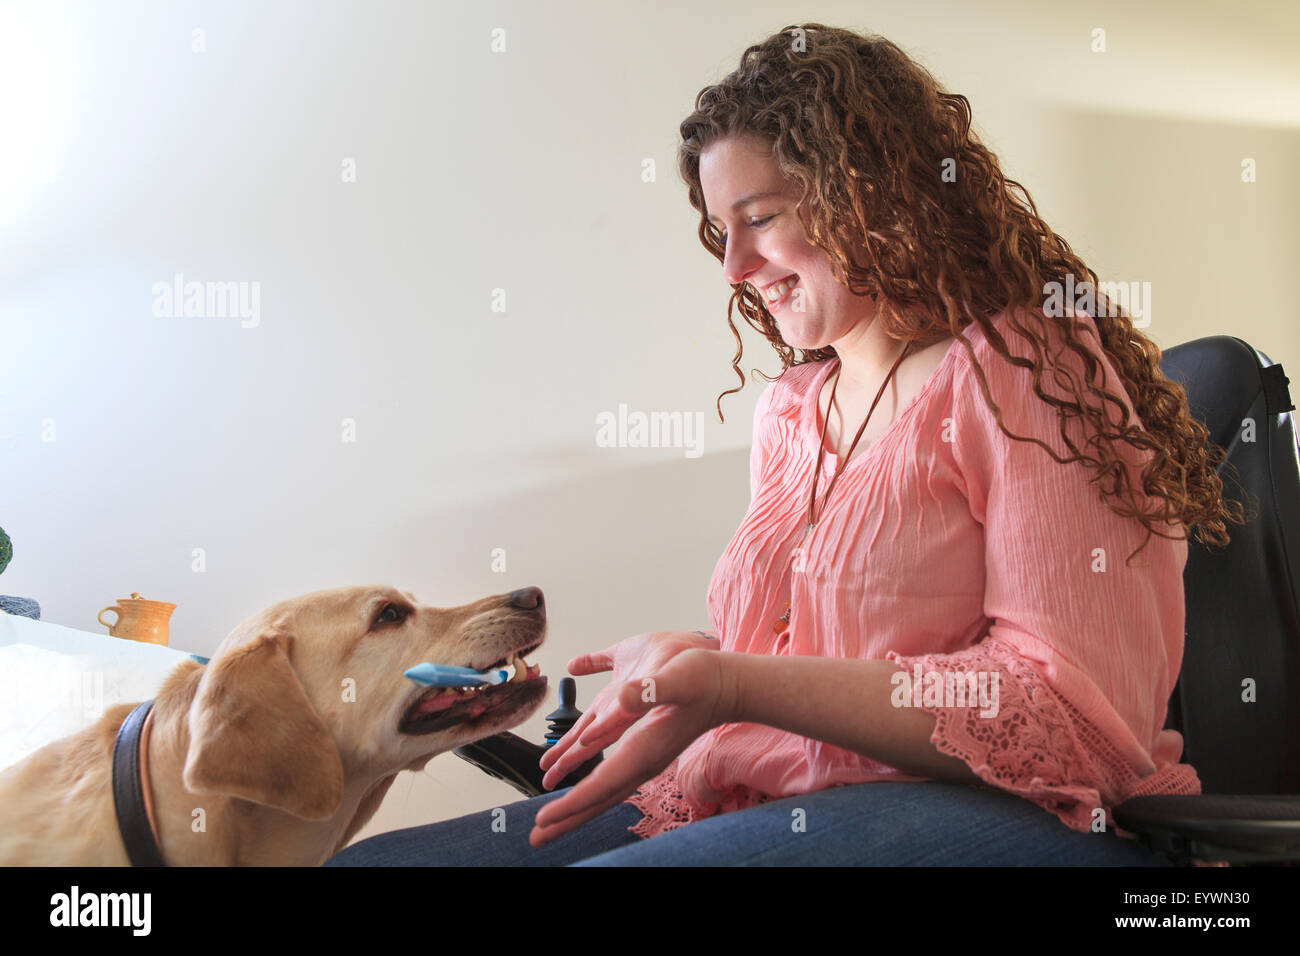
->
<box><xmin>678</xmin><ymin>23</ymin><xmax>1249</xmax><ymax>564</ymax></box>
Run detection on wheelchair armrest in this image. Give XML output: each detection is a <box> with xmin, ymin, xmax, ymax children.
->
<box><xmin>453</xmin><ymin>731</ymin><xmax>603</xmax><ymax>797</ymax></box>
<box><xmin>1112</xmin><ymin>793</ymin><xmax>1300</xmax><ymax>865</ymax></box>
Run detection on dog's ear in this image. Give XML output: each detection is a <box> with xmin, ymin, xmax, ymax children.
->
<box><xmin>182</xmin><ymin>630</ymin><xmax>344</xmax><ymax>821</ymax></box>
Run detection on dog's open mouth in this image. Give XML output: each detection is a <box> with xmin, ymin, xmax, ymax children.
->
<box><xmin>399</xmin><ymin>644</ymin><xmax>546</xmax><ymax>736</ymax></box>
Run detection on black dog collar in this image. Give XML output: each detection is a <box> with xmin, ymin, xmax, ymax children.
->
<box><xmin>112</xmin><ymin>700</ymin><xmax>166</xmax><ymax>867</ymax></box>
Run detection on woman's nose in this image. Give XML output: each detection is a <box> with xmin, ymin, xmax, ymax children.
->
<box><xmin>722</xmin><ymin>236</ymin><xmax>761</xmax><ymax>288</ymax></box>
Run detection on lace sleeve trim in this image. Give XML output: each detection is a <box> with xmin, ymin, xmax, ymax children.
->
<box><xmin>622</xmin><ymin>761</ymin><xmax>774</xmax><ymax>840</ymax></box>
<box><xmin>885</xmin><ymin>635</ymin><xmax>1200</xmax><ymax>835</ymax></box>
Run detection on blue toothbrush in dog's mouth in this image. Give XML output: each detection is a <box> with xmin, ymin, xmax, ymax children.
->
<box><xmin>400</xmin><ymin>650</ymin><xmax>544</xmax><ymax>733</ymax></box>
<box><xmin>405</xmin><ymin>662</ymin><xmax>511</xmax><ymax>687</ymax></box>
<box><xmin>405</xmin><ymin>647</ymin><xmax>540</xmax><ymax>689</ymax></box>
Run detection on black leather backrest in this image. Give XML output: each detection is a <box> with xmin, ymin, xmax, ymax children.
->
<box><xmin>1158</xmin><ymin>336</ymin><xmax>1300</xmax><ymax>794</ymax></box>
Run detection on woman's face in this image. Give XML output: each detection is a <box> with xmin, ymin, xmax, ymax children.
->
<box><xmin>699</xmin><ymin>134</ymin><xmax>874</xmax><ymax>351</ymax></box>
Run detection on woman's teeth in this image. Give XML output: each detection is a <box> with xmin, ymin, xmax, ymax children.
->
<box><xmin>765</xmin><ymin>276</ymin><xmax>798</xmax><ymax>303</ymax></box>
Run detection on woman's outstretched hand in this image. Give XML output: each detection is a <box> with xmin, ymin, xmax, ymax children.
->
<box><xmin>537</xmin><ymin>630</ymin><xmax>716</xmax><ymax>788</ymax></box>
<box><xmin>529</xmin><ymin>639</ymin><xmax>739</xmax><ymax>848</ymax></box>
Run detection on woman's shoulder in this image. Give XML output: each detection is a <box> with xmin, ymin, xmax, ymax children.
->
<box><xmin>950</xmin><ymin>309</ymin><xmax>1146</xmax><ymax>446</ymax></box>
<box><xmin>949</xmin><ymin>311</ymin><xmax>1004</xmax><ymax>366</ymax></box>
<box><xmin>952</xmin><ymin>308</ymin><xmax>1106</xmax><ymax>370</ymax></box>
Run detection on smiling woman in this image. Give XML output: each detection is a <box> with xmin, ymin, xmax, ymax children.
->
<box><xmin>325</xmin><ymin>21</ymin><xmax>1244</xmax><ymax>867</ymax></box>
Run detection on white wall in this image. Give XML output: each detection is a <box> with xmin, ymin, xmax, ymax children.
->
<box><xmin>2</xmin><ymin>0</ymin><xmax>1297</xmax><ymax>844</ymax></box>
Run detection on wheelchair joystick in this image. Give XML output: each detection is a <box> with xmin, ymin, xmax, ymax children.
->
<box><xmin>544</xmin><ymin>677</ymin><xmax>584</xmax><ymax>748</ymax></box>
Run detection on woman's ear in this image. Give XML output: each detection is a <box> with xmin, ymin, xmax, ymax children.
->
<box><xmin>182</xmin><ymin>630</ymin><xmax>344</xmax><ymax>821</ymax></box>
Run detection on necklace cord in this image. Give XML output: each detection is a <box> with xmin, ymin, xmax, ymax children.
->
<box><xmin>805</xmin><ymin>339</ymin><xmax>913</xmax><ymax>528</ymax></box>
<box><xmin>773</xmin><ymin>339</ymin><xmax>913</xmax><ymax>637</ymax></box>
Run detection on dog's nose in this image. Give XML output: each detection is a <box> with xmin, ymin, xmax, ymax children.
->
<box><xmin>506</xmin><ymin>586</ymin><xmax>545</xmax><ymax>614</ymax></box>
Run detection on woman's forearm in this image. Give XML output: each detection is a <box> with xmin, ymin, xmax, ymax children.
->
<box><xmin>721</xmin><ymin>652</ymin><xmax>981</xmax><ymax>783</ymax></box>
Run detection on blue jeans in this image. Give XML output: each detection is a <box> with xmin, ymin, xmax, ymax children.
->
<box><xmin>323</xmin><ymin>780</ymin><xmax>1178</xmax><ymax>866</ymax></box>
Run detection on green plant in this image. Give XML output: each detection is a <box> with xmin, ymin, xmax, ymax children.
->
<box><xmin>0</xmin><ymin>526</ymin><xmax>10</xmax><ymax>576</ymax></box>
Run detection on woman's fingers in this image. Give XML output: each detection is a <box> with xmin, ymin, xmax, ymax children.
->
<box><xmin>541</xmin><ymin>718</ymin><xmax>622</xmax><ymax>790</ymax></box>
<box><xmin>539</xmin><ymin>634</ymin><xmax>666</xmax><ymax>785</ymax></box>
<box><xmin>530</xmin><ymin>742</ymin><xmax>658</xmax><ymax>847</ymax></box>
<box><xmin>543</xmin><ymin>728</ymin><xmax>619</xmax><ymax>787</ymax></box>
<box><xmin>540</xmin><ymin>686</ymin><xmax>644</xmax><ymax>786</ymax></box>
<box><xmin>541</xmin><ymin>669</ymin><xmax>673</xmax><ymax>783</ymax></box>
<box><xmin>537</xmin><ymin>706</ymin><xmax>599</xmax><ymax>772</ymax></box>
<box><xmin>541</xmin><ymin>745</ymin><xmax>591</xmax><ymax>791</ymax></box>
<box><xmin>566</xmin><ymin>645</ymin><xmax>619</xmax><ymax>676</ymax></box>
<box><xmin>530</xmin><ymin>659</ymin><xmax>722</xmax><ymax>848</ymax></box>
<box><xmin>528</xmin><ymin>791</ymin><xmax>623</xmax><ymax>848</ymax></box>
<box><xmin>531</xmin><ymin>710</ymin><xmax>688</xmax><ymax>848</ymax></box>
<box><xmin>538</xmin><ymin>694</ymin><xmax>629</xmax><ymax>785</ymax></box>
<box><xmin>575</xmin><ymin>692</ymin><xmax>638</xmax><ymax>745</ymax></box>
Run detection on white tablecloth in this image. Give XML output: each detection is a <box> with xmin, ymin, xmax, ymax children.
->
<box><xmin>0</xmin><ymin>612</ymin><xmax>200</xmax><ymax>772</ymax></box>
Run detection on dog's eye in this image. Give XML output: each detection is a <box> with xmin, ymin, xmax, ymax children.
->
<box><xmin>375</xmin><ymin>604</ymin><xmax>406</xmax><ymax>627</ymax></box>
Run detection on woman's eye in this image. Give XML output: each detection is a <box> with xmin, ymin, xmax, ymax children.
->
<box><xmin>719</xmin><ymin>215</ymin><xmax>775</xmax><ymax>242</ymax></box>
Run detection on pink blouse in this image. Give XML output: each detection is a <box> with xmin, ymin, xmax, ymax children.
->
<box><xmin>624</xmin><ymin>309</ymin><xmax>1201</xmax><ymax>840</ymax></box>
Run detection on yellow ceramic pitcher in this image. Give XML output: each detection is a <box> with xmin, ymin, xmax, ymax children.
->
<box><xmin>98</xmin><ymin>592</ymin><xmax>176</xmax><ymax>646</ymax></box>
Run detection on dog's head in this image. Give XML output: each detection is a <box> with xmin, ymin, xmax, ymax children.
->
<box><xmin>181</xmin><ymin>585</ymin><xmax>548</xmax><ymax>821</ymax></box>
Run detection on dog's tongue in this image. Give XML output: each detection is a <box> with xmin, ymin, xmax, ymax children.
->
<box><xmin>412</xmin><ymin>690</ymin><xmax>490</xmax><ymax>718</ymax></box>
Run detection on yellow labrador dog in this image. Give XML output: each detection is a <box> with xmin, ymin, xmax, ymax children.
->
<box><xmin>0</xmin><ymin>584</ymin><xmax>548</xmax><ymax>865</ymax></box>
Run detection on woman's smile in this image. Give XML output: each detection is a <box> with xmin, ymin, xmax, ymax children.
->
<box><xmin>761</xmin><ymin>275</ymin><xmax>800</xmax><ymax>311</ymax></box>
